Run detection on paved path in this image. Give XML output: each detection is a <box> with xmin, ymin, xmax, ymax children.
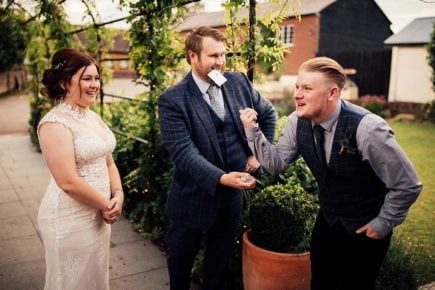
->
<box><xmin>0</xmin><ymin>91</ymin><xmax>178</xmax><ymax>289</ymax></box>
<box><xmin>0</xmin><ymin>92</ymin><xmax>31</xmax><ymax>135</ymax></box>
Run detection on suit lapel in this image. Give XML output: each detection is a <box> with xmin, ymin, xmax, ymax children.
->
<box><xmin>222</xmin><ymin>79</ymin><xmax>247</xmax><ymax>141</ymax></box>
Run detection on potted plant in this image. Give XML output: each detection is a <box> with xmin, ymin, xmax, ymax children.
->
<box><xmin>242</xmin><ymin>169</ymin><xmax>319</xmax><ymax>290</ymax></box>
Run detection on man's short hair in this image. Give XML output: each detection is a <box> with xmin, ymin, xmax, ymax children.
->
<box><xmin>299</xmin><ymin>57</ymin><xmax>347</xmax><ymax>89</ymax></box>
<box><xmin>185</xmin><ymin>26</ymin><xmax>227</xmax><ymax>64</ymax></box>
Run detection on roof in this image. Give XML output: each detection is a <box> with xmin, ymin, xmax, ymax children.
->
<box><xmin>74</xmin><ymin>31</ymin><xmax>129</xmax><ymax>54</ymax></box>
<box><xmin>176</xmin><ymin>0</ymin><xmax>336</xmax><ymax>32</ymax></box>
<box><xmin>384</xmin><ymin>16</ymin><xmax>435</xmax><ymax>45</ymax></box>
<box><xmin>111</xmin><ymin>34</ymin><xmax>129</xmax><ymax>53</ymax></box>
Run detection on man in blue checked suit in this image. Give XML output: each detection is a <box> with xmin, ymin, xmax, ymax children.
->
<box><xmin>158</xmin><ymin>26</ymin><xmax>276</xmax><ymax>290</ymax></box>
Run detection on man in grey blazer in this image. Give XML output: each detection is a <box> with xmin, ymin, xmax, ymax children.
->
<box><xmin>158</xmin><ymin>26</ymin><xmax>276</xmax><ymax>290</ymax></box>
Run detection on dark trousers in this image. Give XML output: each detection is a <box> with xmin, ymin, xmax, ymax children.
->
<box><xmin>166</xmin><ymin>203</ymin><xmax>241</xmax><ymax>290</ymax></box>
<box><xmin>310</xmin><ymin>213</ymin><xmax>392</xmax><ymax>290</ymax></box>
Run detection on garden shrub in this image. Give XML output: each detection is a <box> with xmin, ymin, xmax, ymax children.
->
<box><xmin>273</xmin><ymin>85</ymin><xmax>295</xmax><ymax>118</ymax></box>
<box><xmin>248</xmin><ymin>180</ymin><xmax>319</xmax><ymax>253</ymax></box>
<box><xmin>29</xmin><ymin>96</ymin><xmax>52</xmax><ymax>148</ymax></box>
<box><xmin>424</xmin><ymin>99</ymin><xmax>435</xmax><ymax>123</ymax></box>
<box><xmin>107</xmin><ymin>98</ymin><xmax>172</xmax><ymax>242</ymax></box>
<box><xmin>359</xmin><ymin>95</ymin><xmax>390</xmax><ymax>118</ymax></box>
<box><xmin>246</xmin><ymin>117</ymin><xmax>319</xmax><ymax>253</ymax></box>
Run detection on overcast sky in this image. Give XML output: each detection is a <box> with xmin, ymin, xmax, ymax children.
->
<box><xmin>61</xmin><ymin>0</ymin><xmax>435</xmax><ymax>34</ymax></box>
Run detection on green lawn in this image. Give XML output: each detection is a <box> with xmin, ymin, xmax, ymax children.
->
<box><xmin>388</xmin><ymin>120</ymin><xmax>435</xmax><ymax>285</ymax></box>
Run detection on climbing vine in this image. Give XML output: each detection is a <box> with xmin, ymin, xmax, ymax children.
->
<box><xmin>26</xmin><ymin>0</ymin><xmax>72</xmax><ymax>146</ymax></box>
<box><xmin>223</xmin><ymin>0</ymin><xmax>300</xmax><ymax>79</ymax></box>
<box><xmin>109</xmin><ymin>0</ymin><xmax>190</xmax><ymax>239</ymax></box>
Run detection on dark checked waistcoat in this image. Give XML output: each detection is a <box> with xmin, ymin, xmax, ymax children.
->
<box><xmin>297</xmin><ymin>101</ymin><xmax>388</xmax><ymax>232</ymax></box>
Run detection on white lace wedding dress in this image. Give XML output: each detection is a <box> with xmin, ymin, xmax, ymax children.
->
<box><xmin>38</xmin><ymin>102</ymin><xmax>116</xmax><ymax>290</ymax></box>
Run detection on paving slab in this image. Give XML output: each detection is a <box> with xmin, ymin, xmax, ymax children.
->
<box><xmin>15</xmin><ymin>186</ymin><xmax>46</xmax><ymax>201</ymax></box>
<box><xmin>0</xmin><ymin>92</ymin><xmax>30</xmax><ymax>135</ymax></box>
<box><xmin>0</xmin><ymin>169</ymin><xmax>8</xmax><ymax>180</ymax></box>
<box><xmin>0</xmin><ymin>188</ymin><xmax>19</xmax><ymax>203</ymax></box>
<box><xmin>8</xmin><ymin>173</ymin><xmax>51</xmax><ymax>190</ymax></box>
<box><xmin>0</xmin><ymin>234</ymin><xmax>44</xmax><ymax>267</ymax></box>
<box><xmin>0</xmin><ymin>215</ymin><xmax>37</xmax><ymax>240</ymax></box>
<box><xmin>6</xmin><ymin>167</ymin><xmax>50</xmax><ymax>178</ymax></box>
<box><xmin>0</xmin><ymin>260</ymin><xmax>45</xmax><ymax>290</ymax></box>
<box><xmin>110</xmin><ymin>217</ymin><xmax>143</xmax><ymax>245</ymax></box>
<box><xmin>110</xmin><ymin>239</ymin><xmax>167</xmax><ymax>279</ymax></box>
<box><xmin>0</xmin><ymin>201</ymin><xmax>27</xmax><ymax>219</ymax></box>
<box><xmin>0</xmin><ymin>174</ymin><xmax>13</xmax><ymax>190</ymax></box>
<box><xmin>21</xmin><ymin>198</ymin><xmax>42</xmax><ymax>232</ymax></box>
<box><xmin>110</xmin><ymin>267</ymin><xmax>169</xmax><ymax>290</ymax></box>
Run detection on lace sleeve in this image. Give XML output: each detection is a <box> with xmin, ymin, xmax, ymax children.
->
<box><xmin>37</xmin><ymin>110</ymin><xmax>76</xmax><ymax>139</ymax></box>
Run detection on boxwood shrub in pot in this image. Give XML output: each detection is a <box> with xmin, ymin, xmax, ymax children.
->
<box><xmin>248</xmin><ymin>180</ymin><xmax>319</xmax><ymax>253</ymax></box>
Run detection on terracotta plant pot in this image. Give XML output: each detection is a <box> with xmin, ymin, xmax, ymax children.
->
<box><xmin>242</xmin><ymin>231</ymin><xmax>311</xmax><ymax>290</ymax></box>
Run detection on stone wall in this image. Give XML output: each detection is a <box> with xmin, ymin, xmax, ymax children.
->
<box><xmin>0</xmin><ymin>69</ymin><xmax>27</xmax><ymax>95</ymax></box>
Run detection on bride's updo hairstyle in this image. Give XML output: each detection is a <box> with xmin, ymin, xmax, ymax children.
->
<box><xmin>41</xmin><ymin>48</ymin><xmax>100</xmax><ymax>100</ymax></box>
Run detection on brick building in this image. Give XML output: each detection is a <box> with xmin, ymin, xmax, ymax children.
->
<box><xmin>177</xmin><ymin>0</ymin><xmax>392</xmax><ymax>96</ymax></box>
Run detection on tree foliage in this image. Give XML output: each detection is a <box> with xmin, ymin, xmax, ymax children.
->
<box><xmin>223</xmin><ymin>0</ymin><xmax>300</xmax><ymax>78</ymax></box>
<box><xmin>427</xmin><ymin>22</ymin><xmax>435</xmax><ymax>91</ymax></box>
<box><xmin>26</xmin><ymin>0</ymin><xmax>72</xmax><ymax>146</ymax></box>
<box><xmin>0</xmin><ymin>6</ymin><xmax>29</xmax><ymax>72</ymax></box>
<box><xmin>108</xmin><ymin>0</ymin><xmax>190</xmax><ymax>240</ymax></box>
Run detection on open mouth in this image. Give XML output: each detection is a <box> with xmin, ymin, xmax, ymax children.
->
<box><xmin>296</xmin><ymin>102</ymin><xmax>306</xmax><ymax>108</ymax></box>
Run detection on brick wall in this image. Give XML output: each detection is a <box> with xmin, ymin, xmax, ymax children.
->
<box><xmin>282</xmin><ymin>15</ymin><xmax>319</xmax><ymax>75</ymax></box>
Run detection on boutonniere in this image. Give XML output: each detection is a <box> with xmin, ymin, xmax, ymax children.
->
<box><xmin>338</xmin><ymin>130</ymin><xmax>357</xmax><ymax>156</ymax></box>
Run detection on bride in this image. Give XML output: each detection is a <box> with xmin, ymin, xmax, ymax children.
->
<box><xmin>37</xmin><ymin>48</ymin><xmax>124</xmax><ymax>290</ymax></box>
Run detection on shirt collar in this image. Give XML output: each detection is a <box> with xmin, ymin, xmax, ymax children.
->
<box><xmin>312</xmin><ymin>100</ymin><xmax>342</xmax><ymax>132</ymax></box>
<box><xmin>192</xmin><ymin>71</ymin><xmax>212</xmax><ymax>95</ymax></box>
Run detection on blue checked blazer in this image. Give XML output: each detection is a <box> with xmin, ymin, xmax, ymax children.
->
<box><xmin>158</xmin><ymin>71</ymin><xmax>276</xmax><ymax>229</ymax></box>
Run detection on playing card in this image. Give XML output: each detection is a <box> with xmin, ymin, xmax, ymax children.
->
<box><xmin>207</xmin><ymin>70</ymin><xmax>227</xmax><ymax>86</ymax></box>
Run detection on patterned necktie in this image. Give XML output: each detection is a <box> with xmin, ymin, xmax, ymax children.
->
<box><xmin>207</xmin><ymin>84</ymin><xmax>225</xmax><ymax>120</ymax></box>
<box><xmin>313</xmin><ymin>125</ymin><xmax>327</xmax><ymax>167</ymax></box>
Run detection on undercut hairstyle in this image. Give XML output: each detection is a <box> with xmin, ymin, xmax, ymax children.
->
<box><xmin>299</xmin><ymin>57</ymin><xmax>347</xmax><ymax>89</ymax></box>
<box><xmin>41</xmin><ymin>48</ymin><xmax>99</xmax><ymax>100</ymax></box>
<box><xmin>185</xmin><ymin>26</ymin><xmax>227</xmax><ymax>64</ymax></box>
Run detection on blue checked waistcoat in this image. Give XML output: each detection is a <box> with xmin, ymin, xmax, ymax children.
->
<box><xmin>297</xmin><ymin>101</ymin><xmax>388</xmax><ymax>232</ymax></box>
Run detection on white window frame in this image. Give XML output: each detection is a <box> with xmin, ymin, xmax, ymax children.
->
<box><xmin>105</xmin><ymin>60</ymin><xmax>113</xmax><ymax>68</ymax></box>
<box><xmin>280</xmin><ymin>24</ymin><xmax>295</xmax><ymax>47</ymax></box>
<box><xmin>119</xmin><ymin>60</ymin><xmax>129</xmax><ymax>69</ymax></box>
